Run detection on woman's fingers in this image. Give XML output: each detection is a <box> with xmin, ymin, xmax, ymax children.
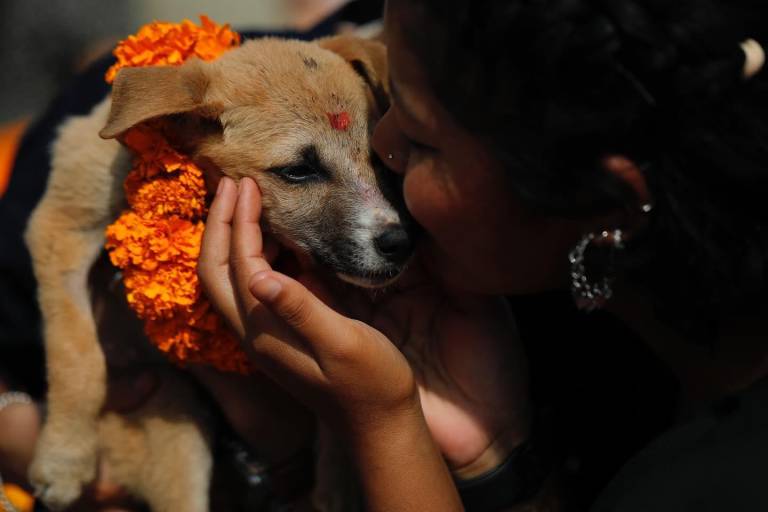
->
<box><xmin>203</xmin><ymin>177</ymin><xmax>237</xmax><ymax>266</ymax></box>
<box><xmin>199</xmin><ymin>177</ymin><xmax>245</xmax><ymax>337</ymax></box>
<box><xmin>231</xmin><ymin>178</ymin><xmax>273</xmax><ymax>304</ymax></box>
<box><xmin>229</xmin><ymin>178</ymin><xmax>279</xmax><ymax>341</ymax></box>
<box><xmin>249</xmin><ymin>270</ymin><xmax>357</xmax><ymax>363</ymax></box>
<box><xmin>200</xmin><ymin>177</ymin><xmax>236</xmax><ymax>277</ymax></box>
<box><xmin>222</xmin><ymin>179</ymin><xmax>327</xmax><ymax>380</ymax></box>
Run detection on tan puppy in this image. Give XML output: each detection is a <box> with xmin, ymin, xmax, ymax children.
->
<box><xmin>25</xmin><ymin>35</ymin><xmax>405</xmax><ymax>511</ymax></box>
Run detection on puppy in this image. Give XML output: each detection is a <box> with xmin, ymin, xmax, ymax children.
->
<box><xmin>25</xmin><ymin>34</ymin><xmax>407</xmax><ymax>511</ymax></box>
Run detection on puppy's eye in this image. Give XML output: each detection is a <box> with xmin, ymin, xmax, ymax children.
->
<box><xmin>271</xmin><ymin>165</ymin><xmax>322</xmax><ymax>183</ymax></box>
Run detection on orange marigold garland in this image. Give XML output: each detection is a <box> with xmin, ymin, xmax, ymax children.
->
<box><xmin>104</xmin><ymin>16</ymin><xmax>251</xmax><ymax>373</ymax></box>
<box><xmin>104</xmin><ymin>15</ymin><xmax>241</xmax><ymax>82</ymax></box>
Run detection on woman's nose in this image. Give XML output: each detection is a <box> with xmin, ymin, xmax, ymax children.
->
<box><xmin>372</xmin><ymin>108</ymin><xmax>408</xmax><ymax>175</ymax></box>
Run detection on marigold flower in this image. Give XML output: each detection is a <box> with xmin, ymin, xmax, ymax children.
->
<box><xmin>104</xmin><ymin>17</ymin><xmax>249</xmax><ymax>373</ymax></box>
<box><xmin>105</xmin><ymin>15</ymin><xmax>240</xmax><ymax>83</ymax></box>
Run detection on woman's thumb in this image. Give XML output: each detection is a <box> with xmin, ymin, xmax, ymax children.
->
<box><xmin>249</xmin><ymin>270</ymin><xmax>346</xmax><ymax>347</ymax></box>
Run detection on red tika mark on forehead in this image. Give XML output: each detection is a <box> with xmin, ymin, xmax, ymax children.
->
<box><xmin>327</xmin><ymin>111</ymin><xmax>351</xmax><ymax>131</ymax></box>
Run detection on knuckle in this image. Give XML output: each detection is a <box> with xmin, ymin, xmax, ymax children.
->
<box><xmin>279</xmin><ymin>295</ymin><xmax>312</xmax><ymax>329</ymax></box>
<box><xmin>324</xmin><ymin>323</ymin><xmax>364</xmax><ymax>362</ymax></box>
<box><xmin>326</xmin><ymin>339</ymin><xmax>360</xmax><ymax>365</ymax></box>
<box><xmin>229</xmin><ymin>258</ymin><xmax>251</xmax><ymax>279</ymax></box>
<box><xmin>230</xmin><ymin>250</ymin><xmax>258</xmax><ymax>270</ymax></box>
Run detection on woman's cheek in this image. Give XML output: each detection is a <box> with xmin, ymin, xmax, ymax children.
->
<box><xmin>403</xmin><ymin>166</ymin><xmax>448</xmax><ymax>235</ymax></box>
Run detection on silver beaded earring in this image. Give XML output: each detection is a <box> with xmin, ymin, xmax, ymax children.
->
<box><xmin>568</xmin><ymin>229</ymin><xmax>625</xmax><ymax>312</ymax></box>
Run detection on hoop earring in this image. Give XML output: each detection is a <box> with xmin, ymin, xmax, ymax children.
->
<box><xmin>568</xmin><ymin>229</ymin><xmax>624</xmax><ymax>312</ymax></box>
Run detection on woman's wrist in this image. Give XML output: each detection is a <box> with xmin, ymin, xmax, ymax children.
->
<box><xmin>340</xmin><ymin>393</ymin><xmax>427</xmax><ymax>467</ymax></box>
<box><xmin>344</xmin><ymin>397</ymin><xmax>464</xmax><ymax>512</ymax></box>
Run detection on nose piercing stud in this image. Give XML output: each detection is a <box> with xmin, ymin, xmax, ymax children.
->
<box><xmin>387</xmin><ymin>153</ymin><xmax>394</xmax><ymax>160</ymax></box>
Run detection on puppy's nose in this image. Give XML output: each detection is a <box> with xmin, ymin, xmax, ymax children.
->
<box><xmin>374</xmin><ymin>225</ymin><xmax>412</xmax><ymax>264</ymax></box>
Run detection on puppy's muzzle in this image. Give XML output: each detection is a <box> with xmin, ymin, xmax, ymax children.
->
<box><xmin>373</xmin><ymin>224</ymin><xmax>412</xmax><ymax>266</ymax></box>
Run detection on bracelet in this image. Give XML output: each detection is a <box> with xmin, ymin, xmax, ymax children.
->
<box><xmin>455</xmin><ymin>437</ymin><xmax>550</xmax><ymax>511</ymax></box>
<box><xmin>0</xmin><ymin>391</ymin><xmax>32</xmax><ymax>412</ymax></box>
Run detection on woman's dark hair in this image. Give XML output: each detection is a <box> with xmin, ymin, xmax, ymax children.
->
<box><xmin>400</xmin><ymin>0</ymin><xmax>768</xmax><ymax>336</ymax></box>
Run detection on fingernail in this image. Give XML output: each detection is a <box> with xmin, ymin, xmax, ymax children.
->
<box><xmin>250</xmin><ymin>272</ymin><xmax>282</xmax><ymax>301</ymax></box>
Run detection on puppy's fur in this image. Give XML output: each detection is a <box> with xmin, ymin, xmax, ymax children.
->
<box><xmin>25</xmin><ymin>35</ymin><xmax>400</xmax><ymax>511</ymax></box>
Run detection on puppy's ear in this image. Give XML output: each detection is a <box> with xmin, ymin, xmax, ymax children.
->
<box><xmin>318</xmin><ymin>35</ymin><xmax>390</xmax><ymax>114</ymax></box>
<box><xmin>99</xmin><ymin>60</ymin><xmax>219</xmax><ymax>139</ymax></box>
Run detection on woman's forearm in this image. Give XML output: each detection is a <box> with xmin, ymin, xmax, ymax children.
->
<box><xmin>346</xmin><ymin>403</ymin><xmax>464</xmax><ymax>512</ymax></box>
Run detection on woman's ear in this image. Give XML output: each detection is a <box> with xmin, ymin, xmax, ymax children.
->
<box><xmin>99</xmin><ymin>59</ymin><xmax>219</xmax><ymax>139</ymax></box>
<box><xmin>588</xmin><ymin>155</ymin><xmax>653</xmax><ymax>239</ymax></box>
<box><xmin>601</xmin><ymin>155</ymin><xmax>652</xmax><ymax>210</ymax></box>
<box><xmin>317</xmin><ymin>35</ymin><xmax>390</xmax><ymax>115</ymax></box>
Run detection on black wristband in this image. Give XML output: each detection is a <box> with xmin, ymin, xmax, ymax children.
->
<box><xmin>455</xmin><ymin>438</ymin><xmax>549</xmax><ymax>511</ymax></box>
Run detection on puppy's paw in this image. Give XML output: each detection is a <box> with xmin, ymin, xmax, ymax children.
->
<box><xmin>29</xmin><ymin>432</ymin><xmax>97</xmax><ymax>511</ymax></box>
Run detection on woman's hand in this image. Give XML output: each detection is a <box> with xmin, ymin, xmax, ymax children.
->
<box><xmin>198</xmin><ymin>177</ymin><xmax>418</xmax><ymax>425</ymax></box>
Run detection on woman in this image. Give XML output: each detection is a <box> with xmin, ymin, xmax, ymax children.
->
<box><xmin>199</xmin><ymin>0</ymin><xmax>768</xmax><ymax>510</ymax></box>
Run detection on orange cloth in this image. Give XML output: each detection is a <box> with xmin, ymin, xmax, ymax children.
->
<box><xmin>0</xmin><ymin>120</ymin><xmax>28</xmax><ymax>198</ymax></box>
<box><xmin>1</xmin><ymin>483</ymin><xmax>34</xmax><ymax>512</ymax></box>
